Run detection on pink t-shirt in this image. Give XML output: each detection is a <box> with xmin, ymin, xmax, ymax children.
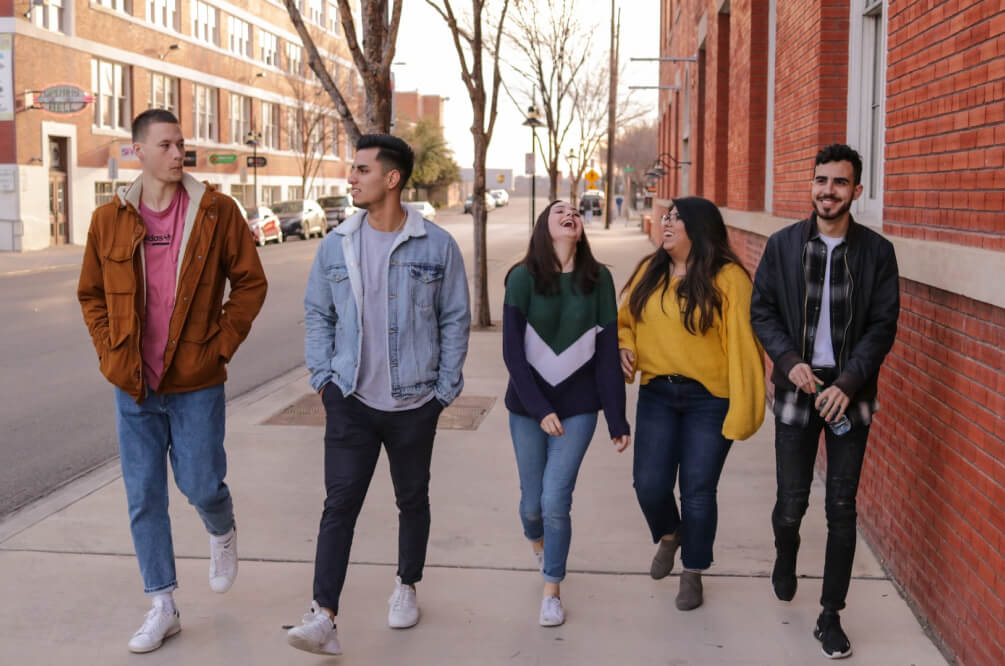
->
<box><xmin>140</xmin><ymin>186</ymin><xmax>189</xmax><ymax>391</ymax></box>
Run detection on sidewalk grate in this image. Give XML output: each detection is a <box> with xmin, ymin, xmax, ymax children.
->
<box><xmin>261</xmin><ymin>394</ymin><xmax>496</xmax><ymax>431</ymax></box>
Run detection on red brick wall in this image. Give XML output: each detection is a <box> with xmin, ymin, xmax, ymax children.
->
<box><xmin>771</xmin><ymin>0</ymin><xmax>850</xmax><ymax>218</ymax></box>
<box><xmin>883</xmin><ymin>1</ymin><xmax>1005</xmax><ymax>250</ymax></box>
<box><xmin>726</xmin><ymin>0</ymin><xmax>769</xmax><ymax>211</ymax></box>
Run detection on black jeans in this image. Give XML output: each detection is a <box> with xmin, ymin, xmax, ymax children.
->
<box><xmin>772</xmin><ymin>411</ymin><xmax>869</xmax><ymax>612</ymax></box>
<box><xmin>313</xmin><ymin>389</ymin><xmax>442</xmax><ymax>614</ymax></box>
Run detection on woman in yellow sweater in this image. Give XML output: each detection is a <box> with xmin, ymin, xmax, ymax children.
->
<box><xmin>618</xmin><ymin>196</ymin><xmax>765</xmax><ymax>611</ymax></box>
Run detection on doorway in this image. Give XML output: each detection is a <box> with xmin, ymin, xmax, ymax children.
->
<box><xmin>48</xmin><ymin>137</ymin><xmax>69</xmax><ymax>245</ymax></box>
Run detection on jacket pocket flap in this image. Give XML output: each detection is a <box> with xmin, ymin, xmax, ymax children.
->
<box><xmin>327</xmin><ymin>265</ymin><xmax>349</xmax><ymax>282</ymax></box>
<box><xmin>407</xmin><ymin>264</ymin><xmax>444</xmax><ymax>283</ymax></box>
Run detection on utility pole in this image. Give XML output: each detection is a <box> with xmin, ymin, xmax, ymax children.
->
<box><xmin>604</xmin><ymin>1</ymin><xmax>620</xmax><ymax>229</ymax></box>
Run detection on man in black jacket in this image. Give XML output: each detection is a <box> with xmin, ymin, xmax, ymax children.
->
<box><xmin>750</xmin><ymin>144</ymin><xmax>899</xmax><ymax>659</ymax></box>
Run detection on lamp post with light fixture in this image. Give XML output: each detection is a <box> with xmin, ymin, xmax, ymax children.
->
<box><xmin>245</xmin><ymin>130</ymin><xmax>262</xmax><ymax>209</ymax></box>
<box><xmin>522</xmin><ymin>105</ymin><xmax>544</xmax><ymax>231</ymax></box>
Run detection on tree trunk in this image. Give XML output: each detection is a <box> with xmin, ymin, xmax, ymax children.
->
<box><xmin>471</xmin><ymin>131</ymin><xmax>491</xmax><ymax>328</ymax></box>
<box><xmin>548</xmin><ymin>161</ymin><xmax>559</xmax><ymax>202</ymax></box>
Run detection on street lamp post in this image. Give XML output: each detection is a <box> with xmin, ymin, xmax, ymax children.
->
<box><xmin>245</xmin><ymin>130</ymin><xmax>262</xmax><ymax>209</ymax></box>
<box><xmin>566</xmin><ymin>149</ymin><xmax>578</xmax><ymax>205</ymax></box>
<box><xmin>522</xmin><ymin>105</ymin><xmax>544</xmax><ymax>231</ymax></box>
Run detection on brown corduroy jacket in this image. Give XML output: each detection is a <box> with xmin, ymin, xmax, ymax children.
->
<box><xmin>78</xmin><ymin>173</ymin><xmax>268</xmax><ymax>402</ymax></box>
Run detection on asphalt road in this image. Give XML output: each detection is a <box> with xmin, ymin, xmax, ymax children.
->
<box><xmin>0</xmin><ymin>198</ymin><xmax>540</xmax><ymax>517</ymax></box>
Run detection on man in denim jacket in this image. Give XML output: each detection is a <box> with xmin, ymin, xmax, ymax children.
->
<box><xmin>288</xmin><ymin>134</ymin><xmax>470</xmax><ymax>656</ymax></box>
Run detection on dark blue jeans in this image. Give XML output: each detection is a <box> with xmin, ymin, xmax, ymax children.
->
<box><xmin>772</xmin><ymin>415</ymin><xmax>869</xmax><ymax>612</ymax></box>
<box><xmin>633</xmin><ymin>378</ymin><xmax>733</xmax><ymax>571</ymax></box>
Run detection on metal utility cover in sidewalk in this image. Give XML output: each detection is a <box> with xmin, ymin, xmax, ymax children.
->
<box><xmin>262</xmin><ymin>394</ymin><xmax>496</xmax><ymax>431</ymax></box>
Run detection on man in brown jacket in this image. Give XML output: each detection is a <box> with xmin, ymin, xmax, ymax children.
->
<box><xmin>77</xmin><ymin>109</ymin><xmax>267</xmax><ymax>653</ymax></box>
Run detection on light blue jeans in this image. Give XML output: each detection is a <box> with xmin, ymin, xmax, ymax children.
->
<box><xmin>114</xmin><ymin>383</ymin><xmax>234</xmax><ymax>594</ymax></box>
<box><xmin>509</xmin><ymin>412</ymin><xmax>597</xmax><ymax>583</ymax></box>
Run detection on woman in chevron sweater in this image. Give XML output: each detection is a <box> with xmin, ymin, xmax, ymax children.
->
<box><xmin>618</xmin><ymin>196</ymin><xmax>765</xmax><ymax>612</ymax></box>
<box><xmin>503</xmin><ymin>200</ymin><xmax>631</xmax><ymax>627</ymax></box>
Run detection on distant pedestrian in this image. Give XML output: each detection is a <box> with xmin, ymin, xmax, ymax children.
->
<box><xmin>503</xmin><ymin>200</ymin><xmax>630</xmax><ymax>627</ymax></box>
<box><xmin>615</xmin><ymin>195</ymin><xmax>624</xmax><ymax>216</ymax></box>
<box><xmin>618</xmin><ymin>196</ymin><xmax>765</xmax><ymax>611</ymax></box>
<box><xmin>289</xmin><ymin>134</ymin><xmax>470</xmax><ymax>656</ymax></box>
<box><xmin>77</xmin><ymin>109</ymin><xmax>267</xmax><ymax>653</ymax></box>
<box><xmin>750</xmin><ymin>144</ymin><xmax>899</xmax><ymax>659</ymax></box>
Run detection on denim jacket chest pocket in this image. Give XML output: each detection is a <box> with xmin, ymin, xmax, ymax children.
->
<box><xmin>326</xmin><ymin>264</ymin><xmax>352</xmax><ymax>305</ymax></box>
<box><xmin>405</xmin><ymin>262</ymin><xmax>444</xmax><ymax>310</ymax></box>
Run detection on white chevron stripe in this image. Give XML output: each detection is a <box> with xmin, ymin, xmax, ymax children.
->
<box><xmin>524</xmin><ymin>324</ymin><xmax>602</xmax><ymax>386</ymax></box>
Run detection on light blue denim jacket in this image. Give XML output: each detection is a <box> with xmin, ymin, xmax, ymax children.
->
<box><xmin>304</xmin><ymin>204</ymin><xmax>471</xmax><ymax>405</ymax></box>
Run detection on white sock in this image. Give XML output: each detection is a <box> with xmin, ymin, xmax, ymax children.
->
<box><xmin>210</xmin><ymin>527</ymin><xmax>235</xmax><ymax>545</ymax></box>
<box><xmin>152</xmin><ymin>592</ymin><xmax>175</xmax><ymax>613</ymax></box>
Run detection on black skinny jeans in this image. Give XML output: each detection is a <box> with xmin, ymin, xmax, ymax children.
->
<box><xmin>313</xmin><ymin>389</ymin><xmax>442</xmax><ymax>614</ymax></box>
<box><xmin>772</xmin><ymin>409</ymin><xmax>869</xmax><ymax>612</ymax></box>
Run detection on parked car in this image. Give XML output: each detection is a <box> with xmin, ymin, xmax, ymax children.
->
<box><xmin>409</xmin><ymin>200</ymin><xmax>436</xmax><ymax>220</ymax></box>
<box><xmin>272</xmin><ymin>199</ymin><xmax>326</xmax><ymax>239</ymax></box>
<box><xmin>317</xmin><ymin>194</ymin><xmax>358</xmax><ymax>230</ymax></box>
<box><xmin>464</xmin><ymin>193</ymin><xmax>496</xmax><ymax>214</ymax></box>
<box><xmin>489</xmin><ymin>189</ymin><xmax>510</xmax><ymax>206</ymax></box>
<box><xmin>579</xmin><ymin>191</ymin><xmax>605</xmax><ymax>217</ymax></box>
<box><xmin>246</xmin><ymin>206</ymin><xmax>283</xmax><ymax>246</ymax></box>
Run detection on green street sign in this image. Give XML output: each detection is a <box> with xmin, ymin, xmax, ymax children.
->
<box><xmin>209</xmin><ymin>154</ymin><xmax>237</xmax><ymax>165</ymax></box>
<box><xmin>623</xmin><ymin>166</ymin><xmax>635</xmax><ymax>172</ymax></box>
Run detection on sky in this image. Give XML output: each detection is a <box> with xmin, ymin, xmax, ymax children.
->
<box><xmin>392</xmin><ymin>1</ymin><xmax>661</xmax><ymax>178</ymax></box>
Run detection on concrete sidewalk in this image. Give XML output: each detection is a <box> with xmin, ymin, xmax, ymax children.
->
<box><xmin>0</xmin><ymin>244</ymin><xmax>84</xmax><ymax>276</ymax></box>
<box><xmin>0</xmin><ymin>225</ymin><xmax>946</xmax><ymax>665</ymax></box>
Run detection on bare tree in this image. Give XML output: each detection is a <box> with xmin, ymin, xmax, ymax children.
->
<box><xmin>504</xmin><ymin>0</ymin><xmax>592</xmax><ymax>201</ymax></box>
<box><xmin>424</xmin><ymin>0</ymin><xmax>512</xmax><ymax>328</ymax></box>
<box><xmin>285</xmin><ymin>74</ymin><xmax>337</xmax><ymax>199</ymax></box>
<box><xmin>283</xmin><ymin>0</ymin><xmax>403</xmax><ymax>140</ymax></box>
<box><xmin>612</xmin><ymin>120</ymin><xmax>658</xmax><ymax>213</ymax></box>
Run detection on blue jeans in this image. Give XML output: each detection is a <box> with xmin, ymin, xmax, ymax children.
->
<box><xmin>509</xmin><ymin>411</ymin><xmax>597</xmax><ymax>583</ymax></box>
<box><xmin>633</xmin><ymin>378</ymin><xmax>733</xmax><ymax>571</ymax></box>
<box><xmin>114</xmin><ymin>383</ymin><xmax>234</xmax><ymax>594</ymax></box>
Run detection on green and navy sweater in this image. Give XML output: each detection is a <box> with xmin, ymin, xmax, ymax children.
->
<box><xmin>503</xmin><ymin>264</ymin><xmax>630</xmax><ymax>438</ymax></box>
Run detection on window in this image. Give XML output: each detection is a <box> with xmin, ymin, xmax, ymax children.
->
<box><xmin>97</xmin><ymin>0</ymin><xmax>130</xmax><ymax>13</ymax></box>
<box><xmin>285</xmin><ymin>42</ymin><xmax>303</xmax><ymax>76</ymax></box>
<box><xmin>330</xmin><ymin>116</ymin><xmax>340</xmax><ymax>158</ymax></box>
<box><xmin>261</xmin><ymin>102</ymin><xmax>280</xmax><ymax>149</ymax></box>
<box><xmin>227</xmin><ymin>15</ymin><xmax>251</xmax><ymax>57</ymax></box>
<box><xmin>149</xmin><ymin>73</ymin><xmax>178</xmax><ymax>115</ymax></box>
<box><xmin>146</xmin><ymin>0</ymin><xmax>178</xmax><ymax>30</ymax></box>
<box><xmin>262</xmin><ymin>185</ymin><xmax>282</xmax><ymax>205</ymax></box>
<box><xmin>344</xmin><ymin>130</ymin><xmax>352</xmax><ymax>161</ymax></box>
<box><xmin>847</xmin><ymin>0</ymin><xmax>886</xmax><ymax>225</ymax></box>
<box><xmin>191</xmin><ymin>0</ymin><xmax>218</xmax><ymax>45</ymax></box>
<box><xmin>91</xmin><ymin>59</ymin><xmax>131</xmax><ymax>130</ymax></box>
<box><xmin>260</xmin><ymin>31</ymin><xmax>279</xmax><ymax>67</ymax></box>
<box><xmin>287</xmin><ymin>107</ymin><xmax>304</xmax><ymax>151</ymax></box>
<box><xmin>32</xmin><ymin>0</ymin><xmax>64</xmax><ymax>32</ymax></box>
<box><xmin>327</xmin><ymin>1</ymin><xmax>339</xmax><ymax>33</ymax></box>
<box><xmin>307</xmin><ymin>0</ymin><xmax>323</xmax><ymax>24</ymax></box>
<box><xmin>230</xmin><ymin>184</ymin><xmax>254</xmax><ymax>208</ymax></box>
<box><xmin>230</xmin><ymin>94</ymin><xmax>251</xmax><ymax>145</ymax></box>
<box><xmin>193</xmin><ymin>84</ymin><xmax>218</xmax><ymax>141</ymax></box>
<box><xmin>288</xmin><ymin>185</ymin><xmax>303</xmax><ymax>200</ymax></box>
<box><xmin>94</xmin><ymin>182</ymin><xmax>129</xmax><ymax>206</ymax></box>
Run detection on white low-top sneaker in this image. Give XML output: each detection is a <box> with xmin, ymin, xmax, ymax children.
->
<box><xmin>388</xmin><ymin>576</ymin><xmax>420</xmax><ymax>628</ymax></box>
<box><xmin>539</xmin><ymin>595</ymin><xmax>565</xmax><ymax>627</ymax></box>
<box><xmin>128</xmin><ymin>605</ymin><xmax>181</xmax><ymax>653</ymax></box>
<box><xmin>287</xmin><ymin>601</ymin><xmax>342</xmax><ymax>655</ymax></box>
<box><xmin>209</xmin><ymin>528</ymin><xmax>238</xmax><ymax>593</ymax></box>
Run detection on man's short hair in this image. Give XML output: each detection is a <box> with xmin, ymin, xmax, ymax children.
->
<box><xmin>355</xmin><ymin>133</ymin><xmax>415</xmax><ymax>190</ymax></box>
<box><xmin>132</xmin><ymin>109</ymin><xmax>180</xmax><ymax>143</ymax></box>
<box><xmin>814</xmin><ymin>144</ymin><xmax>863</xmax><ymax>186</ymax></box>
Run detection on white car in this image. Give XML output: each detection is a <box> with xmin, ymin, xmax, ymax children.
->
<box><xmin>410</xmin><ymin>200</ymin><xmax>437</xmax><ymax>220</ymax></box>
<box><xmin>489</xmin><ymin>189</ymin><xmax>510</xmax><ymax>206</ymax></box>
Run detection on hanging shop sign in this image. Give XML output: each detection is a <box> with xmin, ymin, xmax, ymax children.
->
<box><xmin>33</xmin><ymin>85</ymin><xmax>94</xmax><ymax>114</ymax></box>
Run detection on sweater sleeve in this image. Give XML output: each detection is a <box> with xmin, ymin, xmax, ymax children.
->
<box><xmin>502</xmin><ymin>267</ymin><xmax>555</xmax><ymax>422</ymax></box>
<box><xmin>595</xmin><ymin>269</ymin><xmax>630</xmax><ymax>438</ymax></box>
<box><xmin>617</xmin><ymin>262</ymin><xmax>645</xmax><ymax>384</ymax></box>
<box><xmin>719</xmin><ymin>265</ymin><xmax>767</xmax><ymax>441</ymax></box>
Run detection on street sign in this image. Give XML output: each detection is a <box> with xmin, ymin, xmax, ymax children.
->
<box><xmin>33</xmin><ymin>84</ymin><xmax>93</xmax><ymax>114</ymax></box>
<box><xmin>209</xmin><ymin>154</ymin><xmax>237</xmax><ymax>165</ymax></box>
<box><xmin>623</xmin><ymin>166</ymin><xmax>635</xmax><ymax>172</ymax></box>
<box><xmin>247</xmin><ymin>156</ymin><xmax>267</xmax><ymax>168</ymax></box>
<box><xmin>584</xmin><ymin>169</ymin><xmax>600</xmax><ymax>185</ymax></box>
<box><xmin>496</xmin><ymin>173</ymin><xmax>505</xmax><ymax>183</ymax></box>
<box><xmin>525</xmin><ymin>152</ymin><xmax>536</xmax><ymax>175</ymax></box>
<box><xmin>184</xmin><ymin>150</ymin><xmax>197</xmax><ymax>167</ymax></box>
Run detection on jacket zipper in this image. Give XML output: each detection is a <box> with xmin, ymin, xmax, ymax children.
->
<box><xmin>800</xmin><ymin>242</ymin><xmax>809</xmax><ymax>361</ymax></box>
<box><xmin>838</xmin><ymin>248</ymin><xmax>853</xmax><ymax>371</ymax></box>
<box><xmin>129</xmin><ymin>208</ymin><xmax>147</xmax><ymax>399</ymax></box>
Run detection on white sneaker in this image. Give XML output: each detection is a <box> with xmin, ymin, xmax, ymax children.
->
<box><xmin>539</xmin><ymin>595</ymin><xmax>565</xmax><ymax>627</ymax></box>
<box><xmin>388</xmin><ymin>576</ymin><xmax>420</xmax><ymax>628</ymax></box>
<box><xmin>128</xmin><ymin>605</ymin><xmax>181</xmax><ymax>653</ymax></box>
<box><xmin>287</xmin><ymin>601</ymin><xmax>342</xmax><ymax>655</ymax></box>
<box><xmin>209</xmin><ymin>527</ymin><xmax>238</xmax><ymax>593</ymax></box>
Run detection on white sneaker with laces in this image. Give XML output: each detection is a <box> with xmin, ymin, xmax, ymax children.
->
<box><xmin>539</xmin><ymin>595</ymin><xmax>565</xmax><ymax>627</ymax></box>
<box><xmin>388</xmin><ymin>576</ymin><xmax>420</xmax><ymax>628</ymax></box>
<box><xmin>128</xmin><ymin>604</ymin><xmax>181</xmax><ymax>653</ymax></box>
<box><xmin>209</xmin><ymin>527</ymin><xmax>238</xmax><ymax>593</ymax></box>
<box><xmin>287</xmin><ymin>601</ymin><xmax>342</xmax><ymax>655</ymax></box>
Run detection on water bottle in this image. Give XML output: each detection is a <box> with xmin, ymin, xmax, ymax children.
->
<box><xmin>816</xmin><ymin>384</ymin><xmax>852</xmax><ymax>436</ymax></box>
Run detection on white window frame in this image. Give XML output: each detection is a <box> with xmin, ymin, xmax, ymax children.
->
<box><xmin>91</xmin><ymin>58</ymin><xmax>131</xmax><ymax>131</ymax></box>
<box><xmin>146</xmin><ymin>0</ymin><xmax>178</xmax><ymax>30</ymax></box>
<box><xmin>227</xmin><ymin>15</ymin><xmax>251</xmax><ymax>57</ymax></box>
<box><xmin>32</xmin><ymin>0</ymin><xmax>65</xmax><ymax>32</ymax></box>
<box><xmin>230</xmin><ymin>93</ymin><xmax>251</xmax><ymax>145</ymax></box>
<box><xmin>260</xmin><ymin>31</ymin><xmax>279</xmax><ymax>67</ymax></box>
<box><xmin>287</xmin><ymin>106</ymin><xmax>304</xmax><ymax>152</ymax></box>
<box><xmin>261</xmin><ymin>102</ymin><xmax>279</xmax><ymax>149</ymax></box>
<box><xmin>285</xmin><ymin>42</ymin><xmax>303</xmax><ymax>75</ymax></box>
<box><xmin>193</xmin><ymin>84</ymin><xmax>218</xmax><ymax>141</ymax></box>
<box><xmin>846</xmin><ymin>0</ymin><xmax>887</xmax><ymax>227</ymax></box>
<box><xmin>326</xmin><ymin>1</ymin><xmax>339</xmax><ymax>33</ymax></box>
<box><xmin>149</xmin><ymin>72</ymin><xmax>179</xmax><ymax>115</ymax></box>
<box><xmin>191</xmin><ymin>0</ymin><xmax>219</xmax><ymax>46</ymax></box>
<box><xmin>308</xmin><ymin>0</ymin><xmax>323</xmax><ymax>25</ymax></box>
<box><xmin>97</xmin><ymin>0</ymin><xmax>130</xmax><ymax>13</ymax></box>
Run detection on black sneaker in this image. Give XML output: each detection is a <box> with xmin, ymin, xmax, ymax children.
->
<box><xmin>814</xmin><ymin>610</ymin><xmax>852</xmax><ymax>659</ymax></box>
<box><xmin>771</xmin><ymin>536</ymin><xmax>799</xmax><ymax>601</ymax></box>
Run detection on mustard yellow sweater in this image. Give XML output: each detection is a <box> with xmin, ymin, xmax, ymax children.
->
<box><xmin>618</xmin><ymin>262</ymin><xmax>766</xmax><ymax>441</ymax></box>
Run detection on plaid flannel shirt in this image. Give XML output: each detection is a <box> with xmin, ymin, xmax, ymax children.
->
<box><xmin>773</xmin><ymin>226</ymin><xmax>879</xmax><ymax>428</ymax></box>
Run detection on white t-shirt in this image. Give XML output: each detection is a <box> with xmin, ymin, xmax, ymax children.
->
<box><xmin>811</xmin><ymin>234</ymin><xmax>845</xmax><ymax>368</ymax></box>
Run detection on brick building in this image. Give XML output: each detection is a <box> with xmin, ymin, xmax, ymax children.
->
<box><xmin>0</xmin><ymin>0</ymin><xmax>366</xmax><ymax>252</ymax></box>
<box><xmin>652</xmin><ymin>1</ymin><xmax>1003</xmax><ymax>664</ymax></box>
